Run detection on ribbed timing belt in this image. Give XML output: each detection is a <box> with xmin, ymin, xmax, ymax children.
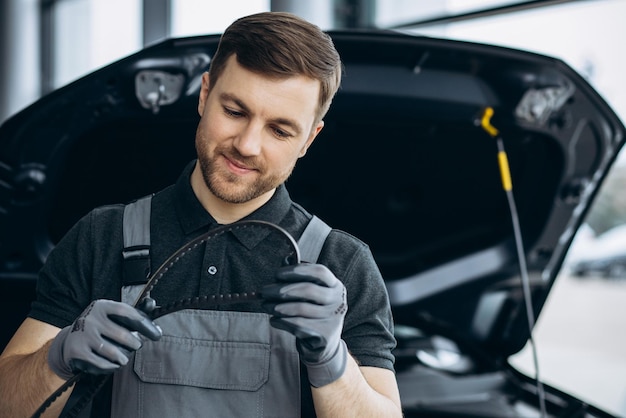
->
<box><xmin>31</xmin><ymin>220</ymin><xmax>301</xmax><ymax>418</ymax></box>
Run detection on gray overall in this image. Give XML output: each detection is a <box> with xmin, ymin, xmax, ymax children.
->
<box><xmin>111</xmin><ymin>196</ymin><xmax>331</xmax><ymax>417</ymax></box>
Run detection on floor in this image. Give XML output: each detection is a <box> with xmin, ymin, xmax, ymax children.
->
<box><xmin>510</xmin><ymin>273</ymin><xmax>626</xmax><ymax>417</ymax></box>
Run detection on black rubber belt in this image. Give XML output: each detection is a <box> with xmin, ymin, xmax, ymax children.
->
<box><xmin>32</xmin><ymin>220</ymin><xmax>301</xmax><ymax>418</ymax></box>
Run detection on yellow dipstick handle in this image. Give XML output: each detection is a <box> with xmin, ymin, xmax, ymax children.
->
<box><xmin>480</xmin><ymin>106</ymin><xmax>499</xmax><ymax>138</ymax></box>
<box><xmin>480</xmin><ymin>107</ymin><xmax>512</xmax><ymax>191</ymax></box>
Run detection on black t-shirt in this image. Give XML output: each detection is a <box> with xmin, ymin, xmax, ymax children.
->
<box><xmin>30</xmin><ymin>160</ymin><xmax>396</xmax><ymax>417</ymax></box>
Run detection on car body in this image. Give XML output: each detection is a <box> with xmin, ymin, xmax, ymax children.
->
<box><xmin>571</xmin><ymin>254</ymin><xmax>626</xmax><ymax>279</ymax></box>
<box><xmin>569</xmin><ymin>224</ymin><xmax>626</xmax><ymax>279</ymax></box>
<box><xmin>0</xmin><ymin>29</ymin><xmax>624</xmax><ymax>417</ymax></box>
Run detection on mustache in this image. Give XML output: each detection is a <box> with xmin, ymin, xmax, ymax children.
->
<box><xmin>217</xmin><ymin>146</ymin><xmax>263</xmax><ymax>171</ymax></box>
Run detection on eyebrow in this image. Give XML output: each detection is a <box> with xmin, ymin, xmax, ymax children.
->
<box><xmin>219</xmin><ymin>92</ymin><xmax>303</xmax><ymax>135</ymax></box>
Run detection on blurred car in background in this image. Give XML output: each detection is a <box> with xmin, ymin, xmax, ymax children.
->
<box><xmin>569</xmin><ymin>224</ymin><xmax>626</xmax><ymax>279</ymax></box>
<box><xmin>1</xmin><ymin>29</ymin><xmax>624</xmax><ymax>417</ymax></box>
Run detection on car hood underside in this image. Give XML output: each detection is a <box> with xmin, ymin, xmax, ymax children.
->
<box><xmin>0</xmin><ymin>29</ymin><xmax>623</xmax><ymax>418</ymax></box>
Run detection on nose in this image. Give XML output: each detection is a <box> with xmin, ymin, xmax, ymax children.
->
<box><xmin>233</xmin><ymin>121</ymin><xmax>262</xmax><ymax>157</ymax></box>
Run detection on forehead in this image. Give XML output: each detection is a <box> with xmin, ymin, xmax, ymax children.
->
<box><xmin>212</xmin><ymin>55</ymin><xmax>321</xmax><ymax>127</ymax></box>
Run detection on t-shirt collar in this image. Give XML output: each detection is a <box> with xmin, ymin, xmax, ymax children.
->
<box><xmin>174</xmin><ymin>160</ymin><xmax>293</xmax><ymax>249</ymax></box>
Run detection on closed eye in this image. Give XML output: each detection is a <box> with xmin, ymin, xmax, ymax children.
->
<box><xmin>224</xmin><ymin>106</ymin><xmax>245</xmax><ymax>118</ymax></box>
<box><xmin>272</xmin><ymin>126</ymin><xmax>292</xmax><ymax>139</ymax></box>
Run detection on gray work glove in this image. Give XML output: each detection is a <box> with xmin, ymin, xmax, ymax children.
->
<box><xmin>48</xmin><ymin>300</ymin><xmax>162</xmax><ymax>380</ymax></box>
<box><xmin>261</xmin><ymin>263</ymin><xmax>348</xmax><ymax>388</ymax></box>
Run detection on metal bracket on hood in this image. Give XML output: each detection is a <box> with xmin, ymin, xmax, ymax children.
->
<box><xmin>515</xmin><ymin>83</ymin><xmax>575</xmax><ymax>126</ymax></box>
<box><xmin>135</xmin><ymin>70</ymin><xmax>185</xmax><ymax>114</ymax></box>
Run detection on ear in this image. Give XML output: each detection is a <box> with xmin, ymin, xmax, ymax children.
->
<box><xmin>299</xmin><ymin>121</ymin><xmax>324</xmax><ymax>158</ymax></box>
<box><xmin>197</xmin><ymin>72</ymin><xmax>210</xmax><ymax>116</ymax></box>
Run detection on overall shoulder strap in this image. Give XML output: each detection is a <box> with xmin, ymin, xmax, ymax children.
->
<box><xmin>297</xmin><ymin>216</ymin><xmax>332</xmax><ymax>264</ymax></box>
<box><xmin>122</xmin><ymin>194</ymin><xmax>153</xmax><ymax>285</ymax></box>
<box><xmin>122</xmin><ymin>199</ymin><xmax>329</xmax><ymax>282</ymax></box>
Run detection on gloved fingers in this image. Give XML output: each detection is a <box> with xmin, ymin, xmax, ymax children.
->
<box><xmin>94</xmin><ymin>337</ymin><xmax>134</xmax><ymax>366</ymax></box>
<box><xmin>108</xmin><ymin>312</ymin><xmax>162</xmax><ymax>341</ymax></box>
<box><xmin>103</xmin><ymin>301</ymin><xmax>162</xmax><ymax>341</ymax></box>
<box><xmin>98</xmin><ymin>321</ymin><xmax>145</xmax><ymax>352</ymax></box>
<box><xmin>69</xmin><ymin>356</ymin><xmax>122</xmax><ymax>375</ymax></box>
<box><xmin>65</xmin><ymin>337</ymin><xmax>130</xmax><ymax>375</ymax></box>
<box><xmin>65</xmin><ymin>314</ymin><xmax>143</xmax><ymax>358</ymax></box>
<box><xmin>268</xmin><ymin>300</ymin><xmax>339</xmax><ymax>319</ymax></box>
<box><xmin>261</xmin><ymin>281</ymin><xmax>340</xmax><ymax>305</ymax></box>
<box><xmin>269</xmin><ymin>317</ymin><xmax>326</xmax><ymax>350</ymax></box>
<box><xmin>64</xmin><ymin>332</ymin><xmax>137</xmax><ymax>376</ymax></box>
<box><xmin>276</xmin><ymin>263</ymin><xmax>338</xmax><ymax>287</ymax></box>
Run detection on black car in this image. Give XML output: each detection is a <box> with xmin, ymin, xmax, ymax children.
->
<box><xmin>569</xmin><ymin>225</ymin><xmax>626</xmax><ymax>279</ymax></box>
<box><xmin>570</xmin><ymin>254</ymin><xmax>626</xmax><ymax>279</ymax></box>
<box><xmin>1</xmin><ymin>29</ymin><xmax>624</xmax><ymax>417</ymax></box>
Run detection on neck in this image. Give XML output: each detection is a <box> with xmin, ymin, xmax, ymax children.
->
<box><xmin>190</xmin><ymin>163</ymin><xmax>275</xmax><ymax>224</ymax></box>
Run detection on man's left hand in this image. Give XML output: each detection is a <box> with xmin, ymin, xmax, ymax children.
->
<box><xmin>261</xmin><ymin>263</ymin><xmax>348</xmax><ymax>387</ymax></box>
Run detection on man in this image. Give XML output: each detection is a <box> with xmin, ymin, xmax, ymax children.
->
<box><xmin>0</xmin><ymin>12</ymin><xmax>401</xmax><ymax>417</ymax></box>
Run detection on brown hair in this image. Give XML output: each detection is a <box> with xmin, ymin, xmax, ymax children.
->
<box><xmin>208</xmin><ymin>12</ymin><xmax>342</xmax><ymax>122</ymax></box>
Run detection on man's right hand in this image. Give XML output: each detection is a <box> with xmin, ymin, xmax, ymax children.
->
<box><xmin>47</xmin><ymin>300</ymin><xmax>162</xmax><ymax>379</ymax></box>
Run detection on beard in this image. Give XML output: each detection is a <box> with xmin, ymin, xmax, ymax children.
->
<box><xmin>196</xmin><ymin>141</ymin><xmax>295</xmax><ymax>204</ymax></box>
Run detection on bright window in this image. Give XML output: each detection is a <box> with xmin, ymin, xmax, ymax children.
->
<box><xmin>53</xmin><ymin>0</ymin><xmax>142</xmax><ymax>88</ymax></box>
<box><xmin>170</xmin><ymin>0</ymin><xmax>270</xmax><ymax>37</ymax></box>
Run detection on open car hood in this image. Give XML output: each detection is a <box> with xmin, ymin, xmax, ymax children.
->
<box><xmin>1</xmin><ymin>30</ymin><xmax>624</xmax><ymax>416</ymax></box>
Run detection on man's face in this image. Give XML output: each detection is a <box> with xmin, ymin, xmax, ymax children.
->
<box><xmin>195</xmin><ymin>55</ymin><xmax>324</xmax><ymax>204</ymax></box>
